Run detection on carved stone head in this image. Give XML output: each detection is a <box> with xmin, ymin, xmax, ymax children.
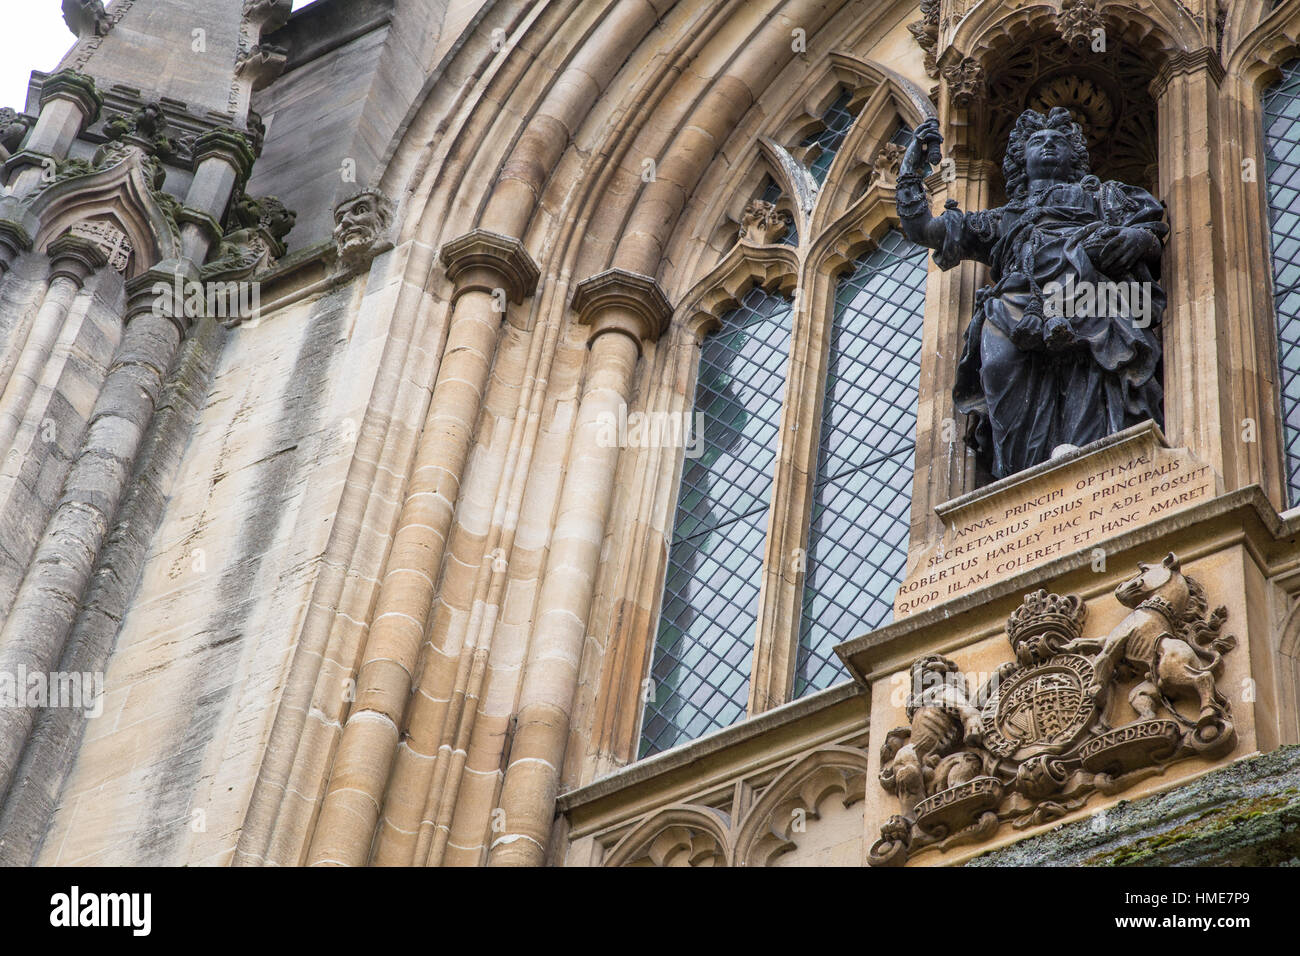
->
<box><xmin>333</xmin><ymin>188</ymin><xmax>394</xmax><ymax>271</ymax></box>
<box><xmin>1114</xmin><ymin>552</ymin><xmax>1189</xmax><ymax>611</ymax></box>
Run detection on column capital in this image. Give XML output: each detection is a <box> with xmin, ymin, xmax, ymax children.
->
<box><xmin>125</xmin><ymin>259</ymin><xmax>200</xmax><ymax>334</ymax></box>
<box><xmin>38</xmin><ymin>70</ymin><xmax>103</xmax><ymax>126</ymax></box>
<box><xmin>440</xmin><ymin>229</ymin><xmax>540</xmax><ymax>303</ymax></box>
<box><xmin>0</xmin><ymin>219</ymin><xmax>33</xmax><ymax>274</ymax></box>
<box><xmin>1150</xmin><ymin>47</ymin><xmax>1225</xmax><ymax>99</ymax></box>
<box><xmin>192</xmin><ymin>128</ymin><xmax>258</xmax><ymax>182</ymax></box>
<box><xmin>572</xmin><ymin>268</ymin><xmax>673</xmax><ymax>351</ymax></box>
<box><xmin>46</xmin><ymin>233</ymin><xmax>107</xmax><ymax>286</ymax></box>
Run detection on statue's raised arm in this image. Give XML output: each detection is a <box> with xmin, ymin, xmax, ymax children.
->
<box><xmin>896</xmin><ymin>118</ymin><xmax>949</xmax><ymax>250</ymax></box>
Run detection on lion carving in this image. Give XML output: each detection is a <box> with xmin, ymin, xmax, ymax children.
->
<box><xmin>1065</xmin><ymin>552</ymin><xmax>1236</xmax><ymax>745</ymax></box>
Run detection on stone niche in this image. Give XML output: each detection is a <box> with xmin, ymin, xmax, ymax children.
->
<box><xmin>838</xmin><ymin>423</ymin><xmax>1292</xmax><ymax>866</ymax></box>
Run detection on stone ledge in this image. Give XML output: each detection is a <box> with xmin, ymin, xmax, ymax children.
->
<box><xmin>967</xmin><ymin>746</ymin><xmax>1300</xmax><ymax>866</ymax></box>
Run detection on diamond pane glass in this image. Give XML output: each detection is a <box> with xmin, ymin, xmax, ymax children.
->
<box><xmin>795</xmin><ymin>230</ymin><xmax>928</xmax><ymax>695</ymax></box>
<box><xmin>640</xmin><ymin>287</ymin><xmax>793</xmax><ymax>756</ymax></box>
<box><xmin>802</xmin><ymin>89</ymin><xmax>856</xmax><ymax>185</ymax></box>
<box><xmin>1264</xmin><ymin>59</ymin><xmax>1300</xmax><ymax>506</ymax></box>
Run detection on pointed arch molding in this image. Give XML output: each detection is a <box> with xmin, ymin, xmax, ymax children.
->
<box><xmin>603</xmin><ymin>805</ymin><xmax>732</xmax><ymax>868</ymax></box>
<box><xmin>945</xmin><ymin>1</ymin><xmax>1201</xmax><ymax>65</ymax></box>
<box><xmin>600</xmin><ymin>745</ymin><xmax>869</xmax><ymax>867</ymax></box>
<box><xmin>675</xmin><ymin>240</ymin><xmax>799</xmax><ymax>341</ymax></box>
<box><xmin>809</xmin><ymin>187</ymin><xmax>908</xmax><ymax>279</ymax></box>
<box><xmin>1228</xmin><ymin>0</ymin><xmax>1300</xmax><ymax>87</ymax></box>
<box><xmin>732</xmin><ymin>745</ymin><xmax>868</xmax><ymax>867</ymax></box>
<box><xmin>26</xmin><ymin>147</ymin><xmax>181</xmax><ymax>278</ymax></box>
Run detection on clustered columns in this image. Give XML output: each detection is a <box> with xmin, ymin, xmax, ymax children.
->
<box><xmin>488</xmin><ymin>269</ymin><xmax>671</xmax><ymax>867</ymax></box>
<box><xmin>307</xmin><ymin>229</ymin><xmax>538</xmax><ymax>867</ymax></box>
<box><xmin>3</xmin><ymin>70</ymin><xmax>103</xmax><ymax>198</ymax></box>
<box><xmin>0</xmin><ymin>235</ymin><xmax>106</xmax><ymax>458</ymax></box>
<box><xmin>0</xmin><ymin>109</ymin><xmax>251</xmax><ymax>804</ymax></box>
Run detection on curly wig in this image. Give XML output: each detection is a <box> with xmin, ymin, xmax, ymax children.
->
<box><xmin>1002</xmin><ymin>106</ymin><xmax>1091</xmax><ymax>201</ymax></box>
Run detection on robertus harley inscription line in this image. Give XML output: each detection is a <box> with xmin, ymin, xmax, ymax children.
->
<box><xmin>895</xmin><ymin>424</ymin><xmax>1217</xmax><ymax>616</ymax></box>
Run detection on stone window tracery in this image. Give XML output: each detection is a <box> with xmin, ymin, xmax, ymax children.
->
<box><xmin>638</xmin><ymin>76</ymin><xmax>930</xmax><ymax>755</ymax></box>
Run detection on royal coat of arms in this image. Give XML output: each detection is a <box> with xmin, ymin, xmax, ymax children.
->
<box><xmin>869</xmin><ymin>552</ymin><xmax>1237</xmax><ymax>866</ymax></box>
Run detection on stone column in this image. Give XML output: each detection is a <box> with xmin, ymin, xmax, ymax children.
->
<box><xmin>0</xmin><ymin>235</ymin><xmax>106</xmax><ymax>457</ymax></box>
<box><xmin>307</xmin><ymin>229</ymin><xmax>538</xmax><ymax>866</ymax></box>
<box><xmin>1152</xmin><ymin>50</ymin><xmax>1234</xmax><ymax>486</ymax></box>
<box><xmin>0</xmin><ymin>265</ymin><xmax>190</xmax><ymax>803</ymax></box>
<box><xmin>488</xmin><ymin>269</ymin><xmax>670</xmax><ymax>867</ymax></box>
<box><xmin>909</xmin><ymin>53</ymin><xmax>993</xmax><ymax>566</ymax></box>
<box><xmin>3</xmin><ymin>71</ymin><xmax>102</xmax><ymax>197</ymax></box>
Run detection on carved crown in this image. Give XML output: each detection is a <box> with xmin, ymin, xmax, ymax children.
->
<box><xmin>1006</xmin><ymin>589</ymin><xmax>1086</xmax><ymax>649</ymax></box>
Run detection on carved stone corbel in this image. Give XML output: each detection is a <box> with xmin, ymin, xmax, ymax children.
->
<box><xmin>738</xmin><ymin>199</ymin><xmax>792</xmax><ymax>245</ymax></box>
<box><xmin>906</xmin><ymin>0</ymin><xmax>940</xmax><ymax>79</ymax></box>
<box><xmin>941</xmin><ymin>56</ymin><xmax>986</xmax><ymax>110</ymax></box>
<box><xmin>332</xmin><ymin>188</ymin><xmax>394</xmax><ymax>274</ymax></box>
<box><xmin>571</xmin><ymin>268</ymin><xmax>673</xmax><ymax>353</ymax></box>
<box><xmin>1057</xmin><ymin>0</ymin><xmax>1105</xmax><ymax>51</ymax></box>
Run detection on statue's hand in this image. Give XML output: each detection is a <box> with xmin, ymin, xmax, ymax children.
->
<box><xmin>1086</xmin><ymin>226</ymin><xmax>1155</xmax><ymax>276</ymax></box>
<box><xmin>901</xmin><ymin>118</ymin><xmax>943</xmax><ymax>178</ymax></box>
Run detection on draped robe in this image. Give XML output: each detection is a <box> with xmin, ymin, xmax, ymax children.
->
<box><xmin>936</xmin><ymin>175</ymin><xmax>1167</xmax><ymax>479</ymax></box>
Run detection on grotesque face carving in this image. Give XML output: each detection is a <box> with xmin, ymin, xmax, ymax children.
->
<box><xmin>333</xmin><ymin>189</ymin><xmax>393</xmax><ymax>270</ymax></box>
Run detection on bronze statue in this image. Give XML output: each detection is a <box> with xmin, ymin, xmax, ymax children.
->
<box><xmin>897</xmin><ymin>107</ymin><xmax>1168</xmax><ymax>479</ymax></box>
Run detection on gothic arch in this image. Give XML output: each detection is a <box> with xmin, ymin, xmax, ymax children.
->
<box><xmin>731</xmin><ymin>745</ymin><xmax>868</xmax><ymax>867</ymax></box>
<box><xmin>26</xmin><ymin>147</ymin><xmax>182</xmax><ymax>278</ymax></box>
<box><xmin>947</xmin><ymin>0</ymin><xmax>1201</xmax><ymax>66</ymax></box>
<box><xmin>1274</xmin><ymin>597</ymin><xmax>1300</xmax><ymax>745</ymax></box>
<box><xmin>675</xmin><ymin>241</ymin><xmax>800</xmax><ymax>342</ymax></box>
<box><xmin>603</xmin><ymin>804</ymin><xmax>732</xmax><ymax>867</ymax></box>
<box><xmin>1228</xmin><ymin>0</ymin><xmax>1300</xmax><ymax>89</ymax></box>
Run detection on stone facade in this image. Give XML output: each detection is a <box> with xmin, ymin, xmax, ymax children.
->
<box><xmin>0</xmin><ymin>0</ymin><xmax>1297</xmax><ymax>868</ymax></box>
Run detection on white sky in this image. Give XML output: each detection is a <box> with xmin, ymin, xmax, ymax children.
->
<box><xmin>1</xmin><ymin>1</ymin><xmax>317</xmax><ymax>114</ymax></box>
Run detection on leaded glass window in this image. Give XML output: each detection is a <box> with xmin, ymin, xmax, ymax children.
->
<box><xmin>795</xmin><ymin>230</ymin><xmax>928</xmax><ymax>695</ymax></box>
<box><xmin>1264</xmin><ymin>58</ymin><xmax>1300</xmax><ymax>506</ymax></box>
<box><xmin>802</xmin><ymin>89</ymin><xmax>857</xmax><ymax>184</ymax></box>
<box><xmin>640</xmin><ymin>287</ymin><xmax>793</xmax><ymax>756</ymax></box>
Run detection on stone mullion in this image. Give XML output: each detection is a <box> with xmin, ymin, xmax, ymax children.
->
<box><xmin>1222</xmin><ymin>70</ymin><xmax>1288</xmax><ymax>507</ymax></box>
<box><xmin>747</xmin><ymin>265</ymin><xmax>833</xmax><ymax>714</ymax></box>
<box><xmin>1154</xmin><ymin>53</ymin><xmax>1234</xmax><ymax>487</ymax></box>
<box><xmin>908</xmin><ymin>151</ymin><xmax>996</xmax><ymax>568</ymax></box>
